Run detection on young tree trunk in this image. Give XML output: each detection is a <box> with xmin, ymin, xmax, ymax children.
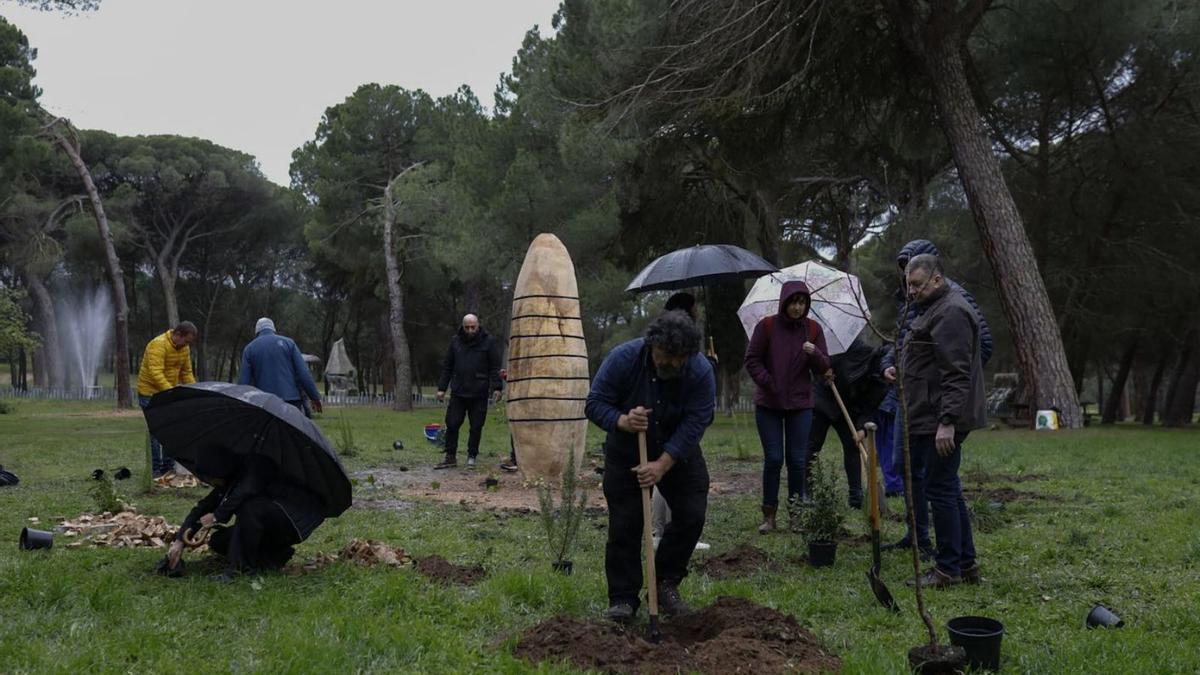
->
<box><xmin>47</xmin><ymin>118</ymin><xmax>134</xmax><ymax>407</ymax></box>
<box><xmin>382</xmin><ymin>176</ymin><xmax>414</xmax><ymax>412</ymax></box>
<box><xmin>889</xmin><ymin>2</ymin><xmax>1083</xmax><ymax>428</ymax></box>
<box><xmin>18</xmin><ymin>346</ymin><xmax>27</xmax><ymax>391</ymax></box>
<box><xmin>25</xmin><ymin>273</ymin><xmax>65</xmax><ymax>390</ymax></box>
<box><xmin>1102</xmin><ymin>340</ymin><xmax>1136</xmax><ymax>424</ymax></box>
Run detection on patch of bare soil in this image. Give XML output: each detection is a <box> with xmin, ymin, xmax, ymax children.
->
<box><xmin>964</xmin><ymin>471</ymin><xmax>1048</xmax><ymax>483</ymax></box>
<box><xmin>964</xmin><ymin>486</ymin><xmax>1061</xmax><ymax>503</ymax></box>
<box><xmin>354</xmin><ymin>467</ymin><xmax>608</xmax><ymax>512</ymax></box>
<box><xmin>415</xmin><ymin>554</ymin><xmax>486</xmax><ymax>586</ymax></box>
<box><xmin>33</xmin><ymin>409</ymin><xmax>144</xmax><ymax>418</ymax></box>
<box><xmin>283</xmin><ymin>538</ymin><xmax>413</xmax><ymax>576</ymax></box>
<box><xmin>511</xmin><ymin>596</ymin><xmax>841</xmax><ymax>674</ymax></box>
<box><xmin>695</xmin><ymin>544</ymin><xmax>775</xmax><ymax>579</ymax></box>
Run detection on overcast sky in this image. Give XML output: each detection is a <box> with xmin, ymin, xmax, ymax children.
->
<box><xmin>2</xmin><ymin>0</ymin><xmax>562</xmax><ymax>186</ymax></box>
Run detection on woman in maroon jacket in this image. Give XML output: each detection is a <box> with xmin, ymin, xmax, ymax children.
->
<box><xmin>744</xmin><ymin>280</ymin><xmax>831</xmax><ymax>533</ymax></box>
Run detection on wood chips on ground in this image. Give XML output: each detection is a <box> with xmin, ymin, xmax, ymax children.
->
<box><xmin>56</xmin><ymin>510</ymin><xmax>184</xmax><ymax>550</ymax></box>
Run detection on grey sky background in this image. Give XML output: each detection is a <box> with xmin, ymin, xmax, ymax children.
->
<box><xmin>2</xmin><ymin>0</ymin><xmax>562</xmax><ymax>186</ymax></box>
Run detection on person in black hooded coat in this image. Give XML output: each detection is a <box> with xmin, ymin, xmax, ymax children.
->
<box><xmin>807</xmin><ymin>337</ymin><xmax>888</xmax><ymax>508</ymax></box>
<box><xmin>164</xmin><ymin>451</ymin><xmax>325</xmax><ymax>580</ymax></box>
<box><xmin>434</xmin><ymin>314</ymin><xmax>502</xmax><ymax>469</ymax></box>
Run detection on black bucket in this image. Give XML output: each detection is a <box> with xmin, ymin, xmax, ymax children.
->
<box><xmin>808</xmin><ymin>541</ymin><xmax>837</xmax><ymax>567</ymax></box>
<box><xmin>1086</xmin><ymin>604</ymin><xmax>1124</xmax><ymax>629</ymax></box>
<box><xmin>947</xmin><ymin>616</ymin><xmax>1003</xmax><ymax>672</ymax></box>
<box><xmin>19</xmin><ymin>527</ymin><xmax>53</xmax><ymax>550</ymax></box>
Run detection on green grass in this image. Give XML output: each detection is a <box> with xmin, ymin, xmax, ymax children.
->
<box><xmin>1</xmin><ymin>400</ymin><xmax>1198</xmax><ymax>673</ymax></box>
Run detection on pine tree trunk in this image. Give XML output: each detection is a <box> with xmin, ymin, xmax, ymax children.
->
<box><xmin>50</xmin><ymin>124</ymin><xmax>133</xmax><ymax>408</ymax></box>
<box><xmin>382</xmin><ymin>178</ymin><xmax>413</xmax><ymax>412</ymax></box>
<box><xmin>1141</xmin><ymin>345</ymin><xmax>1171</xmax><ymax>425</ymax></box>
<box><xmin>902</xmin><ymin>18</ymin><xmax>1083</xmax><ymax>428</ymax></box>
<box><xmin>25</xmin><ymin>273</ymin><xmax>65</xmax><ymax>390</ymax></box>
<box><xmin>156</xmin><ymin>256</ymin><xmax>180</xmax><ymax>329</ymax></box>
<box><xmin>1102</xmin><ymin>340</ymin><xmax>1136</xmax><ymax>424</ymax></box>
<box><xmin>1162</xmin><ymin>330</ymin><xmax>1199</xmax><ymax>427</ymax></box>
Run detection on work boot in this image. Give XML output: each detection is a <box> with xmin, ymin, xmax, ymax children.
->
<box><xmin>656</xmin><ymin>582</ymin><xmax>692</xmax><ymax>617</ymax></box>
<box><xmin>499</xmin><ymin>459</ymin><xmax>518</xmax><ymax>473</ymax></box>
<box><xmin>434</xmin><ymin>455</ymin><xmax>457</xmax><ymax>470</ymax></box>
<box><xmin>848</xmin><ymin>489</ymin><xmax>864</xmax><ymax>510</ymax></box>
<box><xmin>757</xmin><ymin>505</ymin><xmax>778</xmax><ymax>534</ymax></box>
<box><xmin>961</xmin><ymin>562</ymin><xmax>983</xmax><ymax>585</ymax></box>
<box><xmin>906</xmin><ymin>567</ymin><xmax>961</xmax><ymax>589</ymax></box>
<box><xmin>604</xmin><ymin>602</ymin><xmax>635</xmax><ymax>625</ymax></box>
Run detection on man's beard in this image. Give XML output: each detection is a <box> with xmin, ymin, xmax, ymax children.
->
<box><xmin>657</xmin><ymin>363</ymin><xmax>683</xmax><ymax>380</ymax></box>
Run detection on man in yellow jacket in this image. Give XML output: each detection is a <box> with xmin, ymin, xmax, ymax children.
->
<box><xmin>137</xmin><ymin>321</ymin><xmax>198</xmax><ymax>477</ymax></box>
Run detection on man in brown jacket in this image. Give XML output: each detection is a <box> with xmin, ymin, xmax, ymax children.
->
<box><xmin>900</xmin><ymin>254</ymin><xmax>986</xmax><ymax>588</ymax></box>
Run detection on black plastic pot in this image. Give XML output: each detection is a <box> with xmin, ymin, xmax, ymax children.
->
<box><xmin>552</xmin><ymin>560</ymin><xmax>574</xmax><ymax>575</ymax></box>
<box><xmin>908</xmin><ymin>644</ymin><xmax>967</xmax><ymax>674</ymax></box>
<box><xmin>1086</xmin><ymin>604</ymin><xmax>1124</xmax><ymax>629</ymax></box>
<box><xmin>393</xmin><ymin>440</ymin><xmax>404</xmax><ymax>451</ymax></box>
<box><xmin>947</xmin><ymin>616</ymin><xmax>1004</xmax><ymax>671</ymax></box>
<box><xmin>19</xmin><ymin>527</ymin><xmax>53</xmax><ymax>550</ymax></box>
<box><xmin>114</xmin><ymin>466</ymin><xmax>132</xmax><ymax>480</ymax></box>
<box><xmin>808</xmin><ymin>540</ymin><xmax>837</xmax><ymax>567</ymax></box>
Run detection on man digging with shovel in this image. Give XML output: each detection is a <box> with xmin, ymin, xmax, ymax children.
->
<box><xmin>586</xmin><ymin>311</ymin><xmax>716</xmax><ymax>626</ymax></box>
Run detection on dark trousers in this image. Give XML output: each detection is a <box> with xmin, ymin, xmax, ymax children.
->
<box><xmin>603</xmin><ymin>446</ymin><xmax>709</xmax><ymax>609</ymax></box>
<box><xmin>138</xmin><ymin>395</ymin><xmax>173</xmax><ymax>475</ymax></box>
<box><xmin>897</xmin><ymin>421</ymin><xmax>933</xmax><ymax>548</ymax></box>
<box><xmin>807</xmin><ymin>410</ymin><xmax>862</xmax><ymax>503</ymax></box>
<box><xmin>444</xmin><ymin>395</ymin><xmax>488</xmax><ymax>458</ymax></box>
<box><xmin>209</xmin><ymin>497</ymin><xmax>301</xmax><ymax>572</ymax></box>
<box><xmin>755</xmin><ymin>406</ymin><xmax>813</xmax><ymax>506</ymax></box>
<box><xmin>913</xmin><ymin>433</ymin><xmax>976</xmax><ymax>576</ymax></box>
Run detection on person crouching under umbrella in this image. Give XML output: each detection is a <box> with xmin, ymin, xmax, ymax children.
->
<box><xmin>164</xmin><ymin>450</ymin><xmax>326</xmax><ymax>581</ymax></box>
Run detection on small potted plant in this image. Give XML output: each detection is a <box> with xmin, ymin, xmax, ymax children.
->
<box><xmin>537</xmin><ymin>450</ymin><xmax>588</xmax><ymax>574</ymax></box>
<box><xmin>799</xmin><ymin>451</ymin><xmax>843</xmax><ymax>567</ymax></box>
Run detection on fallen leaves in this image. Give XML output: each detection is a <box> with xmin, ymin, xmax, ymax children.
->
<box><xmin>153</xmin><ymin>472</ymin><xmax>201</xmax><ymax>489</ymax></box>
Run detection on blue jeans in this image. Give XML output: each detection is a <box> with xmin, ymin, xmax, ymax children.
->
<box><xmin>873</xmin><ymin>410</ymin><xmax>905</xmax><ymax>493</ymax></box>
<box><xmin>913</xmin><ymin>432</ymin><xmax>976</xmax><ymax>575</ymax></box>
<box><xmin>755</xmin><ymin>406</ymin><xmax>813</xmax><ymax>507</ymax></box>
<box><xmin>138</xmin><ymin>395</ymin><xmax>173</xmax><ymax>475</ymax></box>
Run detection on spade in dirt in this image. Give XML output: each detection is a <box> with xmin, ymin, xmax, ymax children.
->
<box><xmin>637</xmin><ymin>430</ymin><xmax>662</xmax><ymax>642</ymax></box>
<box><xmin>864</xmin><ymin>422</ymin><xmax>898</xmax><ymax>612</ymax></box>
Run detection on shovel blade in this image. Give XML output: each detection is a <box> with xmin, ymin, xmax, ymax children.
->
<box><xmin>647</xmin><ymin>614</ymin><xmax>662</xmax><ymax>643</ymax></box>
<box><xmin>868</xmin><ymin>567</ymin><xmax>899</xmax><ymax>612</ymax></box>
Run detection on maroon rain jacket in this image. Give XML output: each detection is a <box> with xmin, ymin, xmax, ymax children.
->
<box><xmin>744</xmin><ymin>279</ymin><xmax>832</xmax><ymax>410</ymax></box>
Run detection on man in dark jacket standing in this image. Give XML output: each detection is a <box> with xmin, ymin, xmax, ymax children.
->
<box><xmin>435</xmin><ymin>314</ymin><xmax>502</xmax><ymax>469</ymax></box>
<box><xmin>900</xmin><ymin>254</ymin><xmax>986</xmax><ymax>588</ymax></box>
<box><xmin>239</xmin><ymin>318</ymin><xmax>323</xmax><ymax>416</ymax></box>
<box><xmin>164</xmin><ymin>453</ymin><xmax>326</xmax><ymax>580</ymax></box>
<box><xmin>586</xmin><ymin>311</ymin><xmax>716</xmax><ymax>624</ymax></box>
<box><xmin>880</xmin><ymin>239</ymin><xmax>991</xmax><ymax>557</ymax></box>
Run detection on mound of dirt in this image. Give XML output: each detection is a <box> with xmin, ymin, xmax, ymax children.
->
<box><xmin>695</xmin><ymin>544</ymin><xmax>774</xmax><ymax>579</ymax></box>
<box><xmin>416</xmin><ymin>554</ymin><xmax>486</xmax><ymax>585</ymax></box>
<box><xmin>512</xmin><ymin>596</ymin><xmax>841</xmax><ymax>674</ymax></box>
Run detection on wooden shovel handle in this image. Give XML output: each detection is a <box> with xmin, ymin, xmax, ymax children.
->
<box><xmin>864</xmin><ymin>422</ymin><xmax>881</xmax><ymax>530</ymax></box>
<box><xmin>638</xmin><ymin>431</ymin><xmax>659</xmax><ymax>619</ymax></box>
<box><xmin>829</xmin><ymin>380</ymin><xmax>870</xmax><ymax>478</ymax></box>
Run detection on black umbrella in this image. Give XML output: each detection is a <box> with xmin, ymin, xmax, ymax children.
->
<box><xmin>144</xmin><ymin>382</ymin><xmax>352</xmax><ymax>517</ymax></box>
<box><xmin>624</xmin><ymin>244</ymin><xmax>778</xmax><ymax>294</ymax></box>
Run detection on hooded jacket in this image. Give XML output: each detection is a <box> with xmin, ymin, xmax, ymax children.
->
<box><xmin>176</xmin><ymin>456</ymin><xmax>326</xmax><ymax>544</ymax></box>
<box><xmin>813</xmin><ymin>336</ymin><xmax>888</xmax><ymax>429</ymax></box>
<box><xmin>744</xmin><ymin>280</ymin><xmax>832</xmax><ymax>410</ymax></box>
<box><xmin>437</xmin><ymin>327</ymin><xmax>502</xmax><ymax>399</ymax></box>
<box><xmin>880</xmin><ymin>239</ymin><xmax>993</xmax><ymax>413</ymax></box>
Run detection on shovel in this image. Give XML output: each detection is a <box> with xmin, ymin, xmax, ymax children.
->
<box><xmin>637</xmin><ymin>430</ymin><xmax>662</xmax><ymax>642</ymax></box>
<box><xmin>865</xmin><ymin>422</ymin><xmax>899</xmax><ymax>612</ymax></box>
<box><xmin>828</xmin><ymin>380</ymin><xmax>885</xmax><ymax>514</ymax></box>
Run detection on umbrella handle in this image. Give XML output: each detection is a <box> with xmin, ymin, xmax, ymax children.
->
<box><xmin>182</xmin><ymin>524</ymin><xmax>213</xmax><ymax>549</ymax></box>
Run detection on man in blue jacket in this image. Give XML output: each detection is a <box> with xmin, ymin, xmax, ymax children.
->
<box><xmin>586</xmin><ymin>311</ymin><xmax>716</xmax><ymax>624</ymax></box>
<box><xmin>239</xmin><ymin>318</ymin><xmax>323</xmax><ymax>416</ymax></box>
